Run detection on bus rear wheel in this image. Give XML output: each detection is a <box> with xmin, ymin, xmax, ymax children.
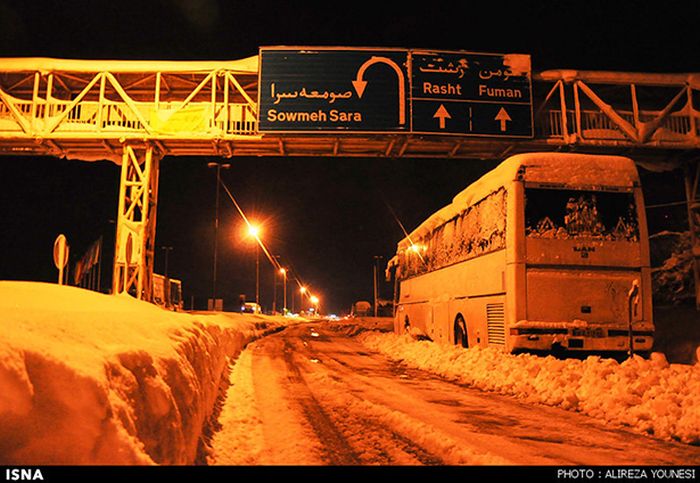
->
<box><xmin>454</xmin><ymin>316</ymin><xmax>468</xmax><ymax>348</ymax></box>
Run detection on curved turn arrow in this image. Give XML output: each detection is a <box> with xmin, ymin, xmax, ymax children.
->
<box><xmin>353</xmin><ymin>56</ymin><xmax>406</xmax><ymax>125</ymax></box>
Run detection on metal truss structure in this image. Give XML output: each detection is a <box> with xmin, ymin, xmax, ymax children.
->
<box><xmin>113</xmin><ymin>144</ymin><xmax>159</xmax><ymax>300</ymax></box>
<box><xmin>0</xmin><ymin>57</ymin><xmax>698</xmax><ymax>306</ymax></box>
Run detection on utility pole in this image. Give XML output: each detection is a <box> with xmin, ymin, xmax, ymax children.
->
<box><xmin>255</xmin><ymin>243</ymin><xmax>260</xmax><ymax>306</ymax></box>
<box><xmin>373</xmin><ymin>255</ymin><xmax>383</xmax><ymax>317</ymax></box>
<box><xmin>161</xmin><ymin>246</ymin><xmax>173</xmax><ymax>278</ymax></box>
<box><xmin>280</xmin><ymin>267</ymin><xmax>287</xmax><ymax>314</ymax></box>
<box><xmin>272</xmin><ymin>255</ymin><xmax>280</xmax><ymax>313</ymax></box>
<box><xmin>207</xmin><ymin>161</ymin><xmax>230</xmax><ymax>308</ymax></box>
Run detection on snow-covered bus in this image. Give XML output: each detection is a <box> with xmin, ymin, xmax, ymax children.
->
<box><xmin>388</xmin><ymin>152</ymin><xmax>654</xmax><ymax>354</ymax></box>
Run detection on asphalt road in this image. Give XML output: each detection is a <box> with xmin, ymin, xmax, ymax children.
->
<box><xmin>209</xmin><ymin>322</ymin><xmax>700</xmax><ymax>466</ymax></box>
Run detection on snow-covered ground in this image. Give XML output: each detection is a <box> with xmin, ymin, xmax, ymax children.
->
<box><xmin>0</xmin><ymin>281</ymin><xmax>291</xmax><ymax>464</ymax></box>
<box><xmin>359</xmin><ymin>331</ymin><xmax>700</xmax><ymax>445</ymax></box>
<box><xmin>2</xmin><ymin>281</ymin><xmax>698</xmax><ymax>466</ymax></box>
<box><xmin>207</xmin><ymin>321</ymin><xmax>700</xmax><ymax>465</ymax></box>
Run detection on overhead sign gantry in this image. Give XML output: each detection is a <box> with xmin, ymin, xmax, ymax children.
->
<box><xmin>257</xmin><ymin>47</ymin><xmax>533</xmax><ymax>137</ymax></box>
<box><xmin>0</xmin><ymin>48</ymin><xmax>698</xmax><ymax>307</ymax></box>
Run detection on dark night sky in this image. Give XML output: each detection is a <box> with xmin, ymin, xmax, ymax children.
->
<box><xmin>0</xmin><ymin>1</ymin><xmax>698</xmax><ymax>312</ymax></box>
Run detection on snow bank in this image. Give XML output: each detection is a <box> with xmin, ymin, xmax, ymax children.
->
<box><xmin>323</xmin><ymin>317</ymin><xmax>394</xmax><ymax>337</ymax></box>
<box><xmin>0</xmin><ymin>281</ymin><xmax>287</xmax><ymax>464</ymax></box>
<box><xmin>359</xmin><ymin>332</ymin><xmax>700</xmax><ymax>444</ymax></box>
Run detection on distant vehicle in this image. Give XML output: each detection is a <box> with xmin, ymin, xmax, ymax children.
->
<box><xmin>352</xmin><ymin>300</ymin><xmax>372</xmax><ymax>317</ymax></box>
<box><xmin>387</xmin><ymin>152</ymin><xmax>653</xmax><ymax>354</ymax></box>
<box><xmin>153</xmin><ymin>274</ymin><xmax>183</xmax><ymax>311</ymax></box>
<box><xmin>241</xmin><ymin>302</ymin><xmax>262</xmax><ymax>314</ymax></box>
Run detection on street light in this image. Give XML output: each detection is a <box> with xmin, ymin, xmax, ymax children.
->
<box><xmin>298</xmin><ymin>286</ymin><xmax>307</xmax><ymax>314</ymax></box>
<box><xmin>272</xmin><ymin>255</ymin><xmax>280</xmax><ymax>313</ymax></box>
<box><xmin>310</xmin><ymin>295</ymin><xmax>319</xmax><ymax>316</ymax></box>
<box><xmin>247</xmin><ymin>224</ymin><xmax>260</xmax><ymax>239</ymax></box>
<box><xmin>247</xmin><ymin>223</ymin><xmax>261</xmax><ymax>305</ymax></box>
<box><xmin>207</xmin><ymin>161</ymin><xmax>230</xmax><ymax>307</ymax></box>
<box><xmin>279</xmin><ymin>268</ymin><xmax>287</xmax><ymax>314</ymax></box>
<box><xmin>373</xmin><ymin>255</ymin><xmax>384</xmax><ymax>317</ymax></box>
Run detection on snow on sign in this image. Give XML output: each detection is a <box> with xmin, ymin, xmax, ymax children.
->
<box><xmin>258</xmin><ymin>47</ymin><xmax>409</xmax><ymax>133</ymax></box>
<box><xmin>411</xmin><ymin>50</ymin><xmax>534</xmax><ymax>137</ymax></box>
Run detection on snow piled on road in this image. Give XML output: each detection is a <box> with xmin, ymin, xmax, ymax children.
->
<box><xmin>0</xmin><ymin>281</ymin><xmax>287</xmax><ymax>465</ymax></box>
<box><xmin>359</xmin><ymin>332</ymin><xmax>700</xmax><ymax>445</ymax></box>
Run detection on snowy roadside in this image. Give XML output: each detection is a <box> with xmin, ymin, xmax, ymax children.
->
<box><xmin>358</xmin><ymin>331</ymin><xmax>700</xmax><ymax>445</ymax></box>
<box><xmin>0</xmin><ymin>281</ymin><xmax>293</xmax><ymax>465</ymax></box>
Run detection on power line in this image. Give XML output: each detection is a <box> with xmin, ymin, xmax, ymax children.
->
<box><xmin>646</xmin><ymin>200</ymin><xmax>688</xmax><ymax>209</ymax></box>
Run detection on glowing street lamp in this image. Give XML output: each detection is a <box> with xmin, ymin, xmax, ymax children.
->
<box><xmin>246</xmin><ymin>223</ymin><xmax>261</xmax><ymax>305</ymax></box>
<box><xmin>247</xmin><ymin>224</ymin><xmax>260</xmax><ymax>239</ymax></box>
<box><xmin>279</xmin><ymin>268</ymin><xmax>287</xmax><ymax>313</ymax></box>
<box><xmin>310</xmin><ymin>295</ymin><xmax>320</xmax><ymax>315</ymax></box>
<box><xmin>409</xmin><ymin>243</ymin><xmax>423</xmax><ymax>253</ymax></box>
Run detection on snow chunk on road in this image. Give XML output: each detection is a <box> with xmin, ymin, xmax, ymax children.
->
<box><xmin>359</xmin><ymin>332</ymin><xmax>700</xmax><ymax>444</ymax></box>
<box><xmin>0</xmin><ymin>281</ymin><xmax>286</xmax><ymax>464</ymax></box>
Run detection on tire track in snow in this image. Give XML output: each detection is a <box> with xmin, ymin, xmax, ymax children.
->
<box><xmin>280</xmin><ymin>337</ymin><xmax>361</xmax><ymax>465</ymax></box>
<box><xmin>215</xmin><ymin>323</ymin><xmax>695</xmax><ymax>465</ymax></box>
<box><xmin>285</xmin><ymin>327</ymin><xmax>488</xmax><ymax>465</ymax></box>
<box><xmin>209</xmin><ymin>338</ymin><xmax>323</xmax><ymax>465</ymax></box>
<box><xmin>295</xmin><ymin>355</ymin><xmax>509</xmax><ymax>464</ymax></box>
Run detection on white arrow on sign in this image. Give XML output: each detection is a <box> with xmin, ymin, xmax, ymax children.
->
<box><xmin>494</xmin><ymin>107</ymin><xmax>511</xmax><ymax>132</ymax></box>
<box><xmin>433</xmin><ymin>104</ymin><xmax>451</xmax><ymax>129</ymax></box>
<box><xmin>352</xmin><ymin>56</ymin><xmax>406</xmax><ymax>125</ymax></box>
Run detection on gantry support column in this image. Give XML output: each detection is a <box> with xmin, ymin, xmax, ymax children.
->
<box><xmin>112</xmin><ymin>144</ymin><xmax>160</xmax><ymax>301</ymax></box>
<box><xmin>684</xmin><ymin>159</ymin><xmax>700</xmax><ymax>310</ymax></box>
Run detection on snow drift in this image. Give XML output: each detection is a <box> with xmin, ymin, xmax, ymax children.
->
<box><xmin>0</xmin><ymin>281</ymin><xmax>286</xmax><ymax>465</ymax></box>
<box><xmin>359</xmin><ymin>332</ymin><xmax>700</xmax><ymax>445</ymax></box>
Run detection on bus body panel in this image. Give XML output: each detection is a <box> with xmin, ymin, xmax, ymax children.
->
<box><xmin>520</xmin><ymin>183</ymin><xmax>652</xmax><ymax>352</ymax></box>
<box><xmin>525</xmin><ymin>239</ymin><xmax>642</xmax><ymax>267</ymax></box>
<box><xmin>526</xmin><ymin>268</ymin><xmax>645</xmax><ymax>323</ymax></box>
<box><xmin>397</xmin><ymin>249</ymin><xmax>507</xmax><ymax>347</ymax></box>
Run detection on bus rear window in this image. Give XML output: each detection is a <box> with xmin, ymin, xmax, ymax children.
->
<box><xmin>525</xmin><ymin>188</ymin><xmax>639</xmax><ymax>241</ymax></box>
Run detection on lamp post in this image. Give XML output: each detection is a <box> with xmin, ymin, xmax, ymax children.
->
<box><xmin>161</xmin><ymin>246</ymin><xmax>173</xmax><ymax>278</ymax></box>
<box><xmin>310</xmin><ymin>295</ymin><xmax>320</xmax><ymax>316</ymax></box>
<box><xmin>272</xmin><ymin>255</ymin><xmax>280</xmax><ymax>313</ymax></box>
<box><xmin>299</xmin><ymin>286</ymin><xmax>307</xmax><ymax>314</ymax></box>
<box><xmin>207</xmin><ymin>161</ymin><xmax>230</xmax><ymax>306</ymax></box>
<box><xmin>373</xmin><ymin>255</ymin><xmax>383</xmax><ymax>317</ymax></box>
<box><xmin>247</xmin><ymin>224</ymin><xmax>261</xmax><ymax>306</ymax></box>
<box><xmin>255</xmin><ymin>244</ymin><xmax>260</xmax><ymax>306</ymax></box>
<box><xmin>279</xmin><ymin>268</ymin><xmax>287</xmax><ymax>314</ymax></box>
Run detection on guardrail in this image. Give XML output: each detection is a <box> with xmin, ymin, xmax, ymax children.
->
<box><xmin>539</xmin><ymin>109</ymin><xmax>699</xmax><ymax>143</ymax></box>
<box><xmin>0</xmin><ymin>95</ymin><xmax>258</xmax><ymax>136</ymax></box>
